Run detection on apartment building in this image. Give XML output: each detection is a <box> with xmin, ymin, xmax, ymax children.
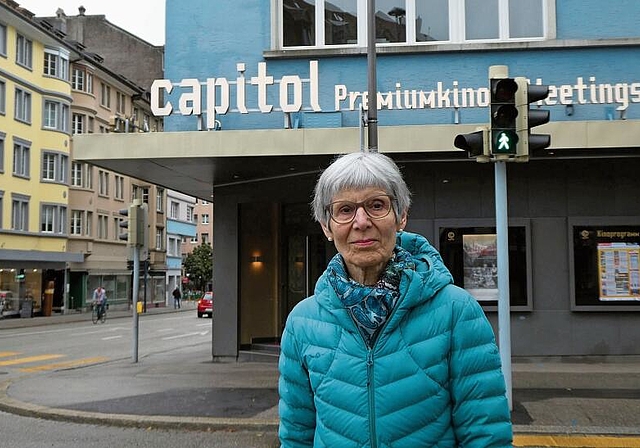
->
<box><xmin>0</xmin><ymin>1</ymin><xmax>168</xmax><ymax>317</ymax></box>
<box><xmin>166</xmin><ymin>190</ymin><xmax>196</xmax><ymax>304</ymax></box>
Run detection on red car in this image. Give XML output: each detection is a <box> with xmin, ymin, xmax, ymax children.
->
<box><xmin>197</xmin><ymin>292</ymin><xmax>213</xmax><ymax>318</ymax></box>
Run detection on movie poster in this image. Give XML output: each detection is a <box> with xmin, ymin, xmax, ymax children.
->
<box><xmin>462</xmin><ymin>234</ymin><xmax>498</xmax><ymax>302</ymax></box>
<box><xmin>597</xmin><ymin>243</ymin><xmax>640</xmax><ymax>301</ymax></box>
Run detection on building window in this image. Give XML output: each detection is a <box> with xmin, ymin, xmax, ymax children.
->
<box><xmin>156</xmin><ymin>187</ymin><xmax>164</xmax><ymax>212</ymax></box>
<box><xmin>43</xmin><ymin>48</ymin><xmax>69</xmax><ymax>81</ymax></box>
<box><xmin>201</xmin><ymin>233</ymin><xmax>209</xmax><ymax>245</ymax></box>
<box><xmin>98</xmin><ymin>214</ymin><xmax>109</xmax><ymax>239</ymax></box>
<box><xmin>100</xmin><ymin>83</ymin><xmax>111</xmax><ymax>108</ymax></box>
<box><xmin>43</xmin><ymin>100</ymin><xmax>69</xmax><ymax>132</ymax></box>
<box><xmin>0</xmin><ymin>80</ymin><xmax>5</xmax><ymax>114</ymax></box>
<box><xmin>201</xmin><ymin>214</ymin><xmax>209</xmax><ymax>224</ymax></box>
<box><xmin>71</xmin><ymin>162</ymin><xmax>92</xmax><ymax>189</ymax></box>
<box><xmin>86</xmin><ymin>211</ymin><xmax>93</xmax><ymax>236</ymax></box>
<box><xmin>170</xmin><ymin>201</ymin><xmax>179</xmax><ymax>219</ymax></box>
<box><xmin>42</xmin><ymin>151</ymin><xmax>68</xmax><ymax>184</ymax></box>
<box><xmin>190</xmin><ymin>233</ymin><xmax>198</xmax><ymax>243</ymax></box>
<box><xmin>98</xmin><ymin>170</ymin><xmax>109</xmax><ymax>196</ymax></box>
<box><xmin>14</xmin><ymin>88</ymin><xmax>31</xmax><ymax>123</ymax></box>
<box><xmin>115</xmin><ymin>175</ymin><xmax>124</xmax><ymax>200</ymax></box>
<box><xmin>11</xmin><ymin>194</ymin><xmax>29</xmax><ymax>231</ymax></box>
<box><xmin>13</xmin><ymin>139</ymin><xmax>30</xmax><ymax>178</ymax></box>
<box><xmin>156</xmin><ymin>227</ymin><xmax>164</xmax><ymax>250</ymax></box>
<box><xmin>71</xmin><ymin>66</ymin><xmax>93</xmax><ymax>93</ymax></box>
<box><xmin>72</xmin><ymin>113</ymin><xmax>85</xmax><ymax>134</ymax></box>
<box><xmin>116</xmin><ymin>91</ymin><xmax>126</xmax><ymax>114</ymax></box>
<box><xmin>280</xmin><ymin>0</ymin><xmax>548</xmax><ymax>48</ymax></box>
<box><xmin>70</xmin><ymin>210</ymin><xmax>82</xmax><ymax>235</ymax></box>
<box><xmin>15</xmin><ymin>34</ymin><xmax>32</xmax><ymax>69</ymax></box>
<box><xmin>0</xmin><ymin>192</ymin><xmax>3</xmax><ymax>229</ymax></box>
<box><xmin>187</xmin><ymin>206</ymin><xmax>194</xmax><ymax>222</ymax></box>
<box><xmin>0</xmin><ymin>131</ymin><xmax>5</xmax><ymax>172</ymax></box>
<box><xmin>41</xmin><ymin>204</ymin><xmax>67</xmax><ymax>234</ymax></box>
<box><xmin>0</xmin><ymin>23</ymin><xmax>6</xmax><ymax>56</ymax></box>
<box><xmin>168</xmin><ymin>236</ymin><xmax>180</xmax><ymax>257</ymax></box>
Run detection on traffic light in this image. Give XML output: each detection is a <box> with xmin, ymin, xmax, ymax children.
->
<box><xmin>490</xmin><ymin>76</ymin><xmax>519</xmax><ymax>156</ymax></box>
<box><xmin>118</xmin><ymin>200</ymin><xmax>146</xmax><ymax>247</ymax></box>
<box><xmin>515</xmin><ymin>77</ymin><xmax>551</xmax><ymax>159</ymax></box>
<box><xmin>454</xmin><ymin>127</ymin><xmax>490</xmax><ymax>162</ymax></box>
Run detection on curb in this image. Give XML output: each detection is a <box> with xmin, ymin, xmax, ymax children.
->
<box><xmin>3</xmin><ymin>378</ymin><xmax>640</xmax><ymax>443</ymax></box>
<box><xmin>0</xmin><ymin>378</ymin><xmax>279</xmax><ymax>432</ymax></box>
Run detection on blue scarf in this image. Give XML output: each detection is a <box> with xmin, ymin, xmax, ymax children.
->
<box><xmin>326</xmin><ymin>245</ymin><xmax>416</xmax><ymax>348</ymax></box>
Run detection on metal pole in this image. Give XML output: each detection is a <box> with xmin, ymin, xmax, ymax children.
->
<box><xmin>494</xmin><ymin>161</ymin><xmax>512</xmax><ymax>409</ymax></box>
<box><xmin>132</xmin><ymin>246</ymin><xmax>140</xmax><ymax>363</ymax></box>
<box><xmin>367</xmin><ymin>0</ymin><xmax>378</xmax><ymax>152</ymax></box>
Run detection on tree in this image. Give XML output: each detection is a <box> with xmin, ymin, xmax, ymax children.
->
<box><xmin>183</xmin><ymin>243</ymin><xmax>213</xmax><ymax>291</ymax></box>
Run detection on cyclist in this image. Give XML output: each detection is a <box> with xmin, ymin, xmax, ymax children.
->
<box><xmin>92</xmin><ymin>286</ymin><xmax>107</xmax><ymax>320</ymax></box>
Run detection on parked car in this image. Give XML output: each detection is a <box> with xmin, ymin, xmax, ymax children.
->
<box><xmin>197</xmin><ymin>292</ymin><xmax>213</xmax><ymax>318</ymax></box>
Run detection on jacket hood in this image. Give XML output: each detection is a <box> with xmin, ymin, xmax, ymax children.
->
<box><xmin>314</xmin><ymin>231</ymin><xmax>454</xmax><ymax>322</ymax></box>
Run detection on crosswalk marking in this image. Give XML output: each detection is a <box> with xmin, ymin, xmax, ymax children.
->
<box><xmin>19</xmin><ymin>356</ymin><xmax>110</xmax><ymax>373</ymax></box>
<box><xmin>0</xmin><ymin>354</ymin><xmax>65</xmax><ymax>366</ymax></box>
<box><xmin>0</xmin><ymin>351</ymin><xmax>21</xmax><ymax>358</ymax></box>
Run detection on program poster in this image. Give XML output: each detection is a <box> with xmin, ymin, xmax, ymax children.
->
<box><xmin>462</xmin><ymin>234</ymin><xmax>498</xmax><ymax>302</ymax></box>
<box><xmin>597</xmin><ymin>243</ymin><xmax>640</xmax><ymax>301</ymax></box>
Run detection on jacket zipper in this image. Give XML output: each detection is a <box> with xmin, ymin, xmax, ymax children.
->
<box><xmin>367</xmin><ymin>349</ymin><xmax>377</xmax><ymax>448</ymax></box>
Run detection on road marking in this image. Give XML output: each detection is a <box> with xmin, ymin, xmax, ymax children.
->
<box><xmin>0</xmin><ymin>354</ymin><xmax>65</xmax><ymax>366</ymax></box>
<box><xmin>19</xmin><ymin>356</ymin><xmax>110</xmax><ymax>373</ymax></box>
<box><xmin>0</xmin><ymin>351</ymin><xmax>21</xmax><ymax>358</ymax></box>
<box><xmin>161</xmin><ymin>331</ymin><xmax>209</xmax><ymax>340</ymax></box>
<box><xmin>196</xmin><ymin>323</ymin><xmax>211</xmax><ymax>327</ymax></box>
<box><xmin>101</xmin><ymin>335</ymin><xmax>122</xmax><ymax>340</ymax></box>
<box><xmin>514</xmin><ymin>434</ymin><xmax>640</xmax><ymax>447</ymax></box>
<box><xmin>156</xmin><ymin>328</ymin><xmax>174</xmax><ymax>333</ymax></box>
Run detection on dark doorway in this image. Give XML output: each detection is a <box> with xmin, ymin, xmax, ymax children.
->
<box><xmin>280</xmin><ymin>203</ymin><xmax>336</xmax><ymax>328</ymax></box>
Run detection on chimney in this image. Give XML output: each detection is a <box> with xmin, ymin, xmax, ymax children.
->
<box><xmin>78</xmin><ymin>5</ymin><xmax>86</xmax><ymax>16</ymax></box>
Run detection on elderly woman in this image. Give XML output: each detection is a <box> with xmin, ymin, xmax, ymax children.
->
<box><xmin>278</xmin><ymin>151</ymin><xmax>512</xmax><ymax>447</ymax></box>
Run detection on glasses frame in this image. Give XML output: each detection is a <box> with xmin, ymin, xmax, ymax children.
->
<box><xmin>326</xmin><ymin>194</ymin><xmax>396</xmax><ymax>225</ymax></box>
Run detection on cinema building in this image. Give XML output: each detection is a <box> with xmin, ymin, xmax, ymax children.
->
<box><xmin>75</xmin><ymin>0</ymin><xmax>640</xmax><ymax>360</ymax></box>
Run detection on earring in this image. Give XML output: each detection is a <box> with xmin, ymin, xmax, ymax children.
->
<box><xmin>328</xmin><ymin>237</ymin><xmax>333</xmax><ymax>242</ymax></box>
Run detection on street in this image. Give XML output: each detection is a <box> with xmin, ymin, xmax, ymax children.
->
<box><xmin>0</xmin><ymin>311</ymin><xmax>211</xmax><ymax>380</ymax></box>
<box><xmin>0</xmin><ymin>410</ymin><xmax>279</xmax><ymax>448</ymax></box>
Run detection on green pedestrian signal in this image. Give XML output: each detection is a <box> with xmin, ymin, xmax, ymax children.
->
<box><xmin>492</xmin><ymin>130</ymin><xmax>518</xmax><ymax>155</ymax></box>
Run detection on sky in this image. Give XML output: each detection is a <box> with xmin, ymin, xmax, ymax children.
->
<box><xmin>18</xmin><ymin>0</ymin><xmax>166</xmax><ymax>46</ymax></box>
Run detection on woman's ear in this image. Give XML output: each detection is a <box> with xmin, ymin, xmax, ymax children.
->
<box><xmin>321</xmin><ymin>222</ymin><xmax>333</xmax><ymax>241</ymax></box>
<box><xmin>397</xmin><ymin>212</ymin><xmax>407</xmax><ymax>231</ymax></box>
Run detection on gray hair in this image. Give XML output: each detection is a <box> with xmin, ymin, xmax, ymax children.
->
<box><xmin>312</xmin><ymin>152</ymin><xmax>412</xmax><ymax>226</ymax></box>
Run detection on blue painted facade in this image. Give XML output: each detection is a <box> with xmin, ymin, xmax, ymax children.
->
<box><xmin>163</xmin><ymin>1</ymin><xmax>640</xmax><ymax>358</ymax></box>
<box><xmin>165</xmin><ymin>1</ymin><xmax>640</xmax><ymax>132</ymax></box>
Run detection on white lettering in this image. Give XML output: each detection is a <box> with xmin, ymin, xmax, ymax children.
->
<box><xmin>150</xmin><ymin>79</ymin><xmax>173</xmax><ymax>116</ymax></box>
<box><xmin>335</xmin><ymin>85</ymin><xmax>347</xmax><ymax>111</ymax></box>
<box><xmin>251</xmin><ymin>62</ymin><xmax>274</xmax><ymax>113</ymax></box>
<box><xmin>309</xmin><ymin>60</ymin><xmax>321</xmax><ymax>112</ymax></box>
<box><xmin>280</xmin><ymin>76</ymin><xmax>303</xmax><ymax>113</ymax></box>
<box><xmin>236</xmin><ymin>63</ymin><xmax>248</xmax><ymax>114</ymax></box>
<box><xmin>179</xmin><ymin>79</ymin><xmax>201</xmax><ymax>116</ymax></box>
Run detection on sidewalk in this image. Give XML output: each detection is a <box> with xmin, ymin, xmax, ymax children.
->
<box><xmin>2</xmin><ymin>310</ymin><xmax>640</xmax><ymax>447</ymax></box>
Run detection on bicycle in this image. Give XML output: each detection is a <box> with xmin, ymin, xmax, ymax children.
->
<box><xmin>92</xmin><ymin>301</ymin><xmax>107</xmax><ymax>324</ymax></box>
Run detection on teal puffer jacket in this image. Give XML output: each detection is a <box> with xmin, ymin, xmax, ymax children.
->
<box><xmin>278</xmin><ymin>232</ymin><xmax>512</xmax><ymax>447</ymax></box>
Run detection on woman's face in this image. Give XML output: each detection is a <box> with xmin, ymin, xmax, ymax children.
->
<box><xmin>321</xmin><ymin>187</ymin><xmax>406</xmax><ymax>285</ymax></box>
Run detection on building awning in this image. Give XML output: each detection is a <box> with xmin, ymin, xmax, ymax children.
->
<box><xmin>73</xmin><ymin>120</ymin><xmax>640</xmax><ymax>200</ymax></box>
<box><xmin>0</xmin><ymin>249</ymin><xmax>83</xmax><ymax>268</ymax></box>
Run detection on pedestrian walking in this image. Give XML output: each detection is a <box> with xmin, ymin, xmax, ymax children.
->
<box><xmin>172</xmin><ymin>287</ymin><xmax>181</xmax><ymax>309</ymax></box>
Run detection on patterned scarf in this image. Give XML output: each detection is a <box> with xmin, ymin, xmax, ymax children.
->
<box><xmin>326</xmin><ymin>245</ymin><xmax>416</xmax><ymax>348</ymax></box>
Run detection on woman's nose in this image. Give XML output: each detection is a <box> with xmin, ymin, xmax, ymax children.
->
<box><xmin>351</xmin><ymin>206</ymin><xmax>371</xmax><ymax>227</ymax></box>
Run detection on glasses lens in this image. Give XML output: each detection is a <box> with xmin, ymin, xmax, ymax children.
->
<box><xmin>364</xmin><ymin>196</ymin><xmax>392</xmax><ymax>218</ymax></box>
<box><xmin>330</xmin><ymin>201</ymin><xmax>357</xmax><ymax>223</ymax></box>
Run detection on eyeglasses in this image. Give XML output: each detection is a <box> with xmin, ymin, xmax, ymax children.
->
<box><xmin>326</xmin><ymin>194</ymin><xmax>395</xmax><ymax>224</ymax></box>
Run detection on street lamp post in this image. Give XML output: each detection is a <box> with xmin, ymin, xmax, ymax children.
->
<box><xmin>367</xmin><ymin>0</ymin><xmax>378</xmax><ymax>152</ymax></box>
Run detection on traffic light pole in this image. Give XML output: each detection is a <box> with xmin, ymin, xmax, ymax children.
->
<box><xmin>366</xmin><ymin>0</ymin><xmax>378</xmax><ymax>152</ymax></box>
<box><xmin>495</xmin><ymin>161</ymin><xmax>512</xmax><ymax>410</ymax></box>
<box><xmin>132</xmin><ymin>245</ymin><xmax>140</xmax><ymax>363</ymax></box>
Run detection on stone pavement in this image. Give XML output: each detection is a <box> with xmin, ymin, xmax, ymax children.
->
<box><xmin>2</xmin><ymin>308</ymin><xmax>640</xmax><ymax>447</ymax></box>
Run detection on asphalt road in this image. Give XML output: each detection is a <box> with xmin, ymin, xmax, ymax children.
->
<box><xmin>0</xmin><ymin>311</ymin><xmax>211</xmax><ymax>380</ymax></box>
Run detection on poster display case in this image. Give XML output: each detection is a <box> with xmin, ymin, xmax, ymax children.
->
<box><xmin>570</xmin><ymin>219</ymin><xmax>640</xmax><ymax>311</ymax></box>
<box><xmin>437</xmin><ymin>220</ymin><xmax>532</xmax><ymax>311</ymax></box>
